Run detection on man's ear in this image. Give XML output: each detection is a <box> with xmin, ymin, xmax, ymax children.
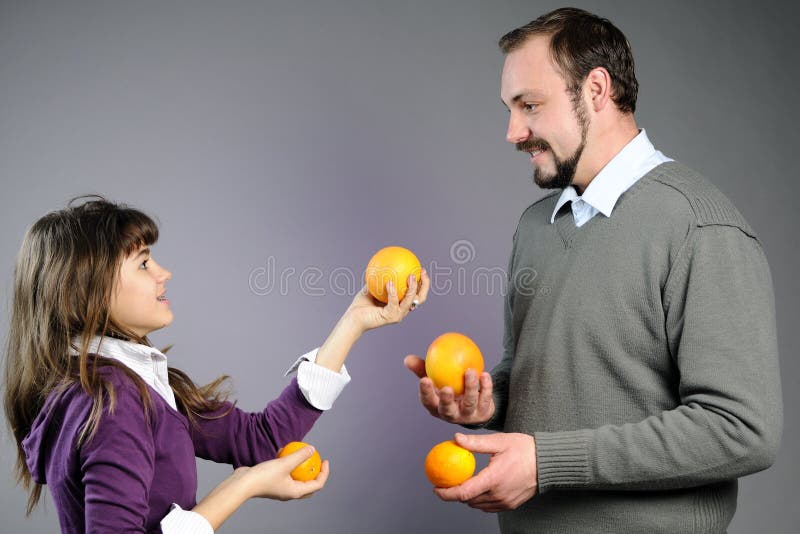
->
<box><xmin>585</xmin><ymin>66</ymin><xmax>612</xmax><ymax>112</ymax></box>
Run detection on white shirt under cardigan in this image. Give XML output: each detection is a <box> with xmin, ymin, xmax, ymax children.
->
<box><xmin>70</xmin><ymin>335</ymin><xmax>349</xmax><ymax>534</ymax></box>
<box><xmin>550</xmin><ymin>129</ymin><xmax>672</xmax><ymax>227</ymax></box>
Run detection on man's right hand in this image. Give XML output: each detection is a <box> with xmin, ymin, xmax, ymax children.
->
<box><xmin>403</xmin><ymin>355</ymin><xmax>495</xmax><ymax>425</ymax></box>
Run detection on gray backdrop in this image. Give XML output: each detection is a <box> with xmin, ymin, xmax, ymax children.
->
<box><xmin>1</xmin><ymin>1</ymin><xmax>797</xmax><ymax>532</ymax></box>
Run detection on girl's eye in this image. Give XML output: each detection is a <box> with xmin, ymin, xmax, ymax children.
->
<box><xmin>140</xmin><ymin>259</ymin><xmax>149</xmax><ymax>270</ymax></box>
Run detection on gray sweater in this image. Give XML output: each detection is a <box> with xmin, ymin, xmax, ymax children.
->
<box><xmin>486</xmin><ymin>161</ymin><xmax>782</xmax><ymax>533</ymax></box>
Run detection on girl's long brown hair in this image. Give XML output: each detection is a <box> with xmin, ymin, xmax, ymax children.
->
<box><xmin>3</xmin><ymin>195</ymin><xmax>232</xmax><ymax>515</ymax></box>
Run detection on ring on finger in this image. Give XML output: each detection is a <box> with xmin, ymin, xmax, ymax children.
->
<box><xmin>410</xmin><ymin>298</ymin><xmax>420</xmax><ymax>310</ymax></box>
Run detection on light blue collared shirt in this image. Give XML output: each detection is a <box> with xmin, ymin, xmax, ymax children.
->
<box><xmin>550</xmin><ymin>129</ymin><xmax>672</xmax><ymax>227</ymax></box>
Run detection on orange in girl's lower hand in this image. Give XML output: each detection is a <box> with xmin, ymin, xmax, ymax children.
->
<box><xmin>277</xmin><ymin>441</ymin><xmax>323</xmax><ymax>482</ymax></box>
<box><xmin>424</xmin><ymin>440</ymin><xmax>476</xmax><ymax>488</ymax></box>
<box><xmin>365</xmin><ymin>246</ymin><xmax>422</xmax><ymax>303</ymax></box>
<box><xmin>425</xmin><ymin>332</ymin><xmax>484</xmax><ymax>395</ymax></box>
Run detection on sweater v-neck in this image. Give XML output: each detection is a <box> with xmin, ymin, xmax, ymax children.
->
<box><xmin>552</xmin><ymin>163</ymin><xmax>667</xmax><ymax>248</ymax></box>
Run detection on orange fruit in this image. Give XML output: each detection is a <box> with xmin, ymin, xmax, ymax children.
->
<box><xmin>425</xmin><ymin>332</ymin><xmax>484</xmax><ymax>395</ymax></box>
<box><xmin>277</xmin><ymin>441</ymin><xmax>322</xmax><ymax>482</ymax></box>
<box><xmin>424</xmin><ymin>440</ymin><xmax>476</xmax><ymax>488</ymax></box>
<box><xmin>365</xmin><ymin>246</ymin><xmax>422</xmax><ymax>303</ymax></box>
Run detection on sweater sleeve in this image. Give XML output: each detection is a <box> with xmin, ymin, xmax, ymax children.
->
<box><xmin>190</xmin><ymin>377</ymin><xmax>323</xmax><ymax>466</ymax></box>
<box><xmin>534</xmin><ymin>224</ymin><xmax>783</xmax><ymax>492</ymax></box>
<box><xmin>79</xmin><ymin>384</ymin><xmax>155</xmax><ymax>533</ymax></box>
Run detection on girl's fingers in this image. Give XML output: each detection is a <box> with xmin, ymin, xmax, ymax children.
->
<box><xmin>417</xmin><ymin>269</ymin><xmax>430</xmax><ymax>303</ymax></box>
<box><xmin>277</xmin><ymin>445</ymin><xmax>316</xmax><ymax>472</ymax></box>
<box><xmin>294</xmin><ymin>460</ymin><xmax>330</xmax><ymax>498</ymax></box>
<box><xmin>399</xmin><ymin>274</ymin><xmax>418</xmax><ymax>311</ymax></box>
<box><xmin>386</xmin><ymin>280</ymin><xmax>399</xmax><ymax>308</ymax></box>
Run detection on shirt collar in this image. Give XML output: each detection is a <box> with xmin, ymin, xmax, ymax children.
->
<box><xmin>71</xmin><ymin>334</ymin><xmax>167</xmax><ymax>362</ymax></box>
<box><xmin>70</xmin><ymin>335</ymin><xmax>176</xmax><ymax>409</ymax></box>
<box><xmin>550</xmin><ymin>129</ymin><xmax>659</xmax><ymax>223</ymax></box>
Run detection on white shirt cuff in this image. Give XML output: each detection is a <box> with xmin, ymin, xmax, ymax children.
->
<box><xmin>160</xmin><ymin>503</ymin><xmax>213</xmax><ymax>534</ymax></box>
<box><xmin>284</xmin><ymin>347</ymin><xmax>351</xmax><ymax>410</ymax></box>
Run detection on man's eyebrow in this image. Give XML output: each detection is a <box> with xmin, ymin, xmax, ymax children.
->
<box><xmin>501</xmin><ymin>91</ymin><xmax>545</xmax><ymax>109</ymax></box>
<box><xmin>511</xmin><ymin>90</ymin><xmax>545</xmax><ymax>103</ymax></box>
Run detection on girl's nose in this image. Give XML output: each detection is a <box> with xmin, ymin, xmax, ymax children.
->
<box><xmin>157</xmin><ymin>264</ymin><xmax>171</xmax><ymax>282</ymax></box>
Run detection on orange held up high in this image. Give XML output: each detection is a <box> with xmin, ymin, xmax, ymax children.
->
<box><xmin>365</xmin><ymin>246</ymin><xmax>422</xmax><ymax>303</ymax></box>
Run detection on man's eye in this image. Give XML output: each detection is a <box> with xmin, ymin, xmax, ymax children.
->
<box><xmin>524</xmin><ymin>103</ymin><xmax>537</xmax><ymax>112</ymax></box>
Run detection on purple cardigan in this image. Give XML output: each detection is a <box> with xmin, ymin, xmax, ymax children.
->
<box><xmin>22</xmin><ymin>365</ymin><xmax>323</xmax><ymax>533</ymax></box>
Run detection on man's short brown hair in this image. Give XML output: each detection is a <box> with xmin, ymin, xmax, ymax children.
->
<box><xmin>499</xmin><ymin>7</ymin><xmax>638</xmax><ymax>114</ymax></box>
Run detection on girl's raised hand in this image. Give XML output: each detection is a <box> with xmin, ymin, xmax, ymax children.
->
<box><xmin>346</xmin><ymin>269</ymin><xmax>430</xmax><ymax>333</ymax></box>
<box><xmin>313</xmin><ymin>268</ymin><xmax>430</xmax><ymax>374</ymax></box>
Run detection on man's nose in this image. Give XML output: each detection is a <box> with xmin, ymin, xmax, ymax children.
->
<box><xmin>506</xmin><ymin>112</ymin><xmax>531</xmax><ymax>144</ymax></box>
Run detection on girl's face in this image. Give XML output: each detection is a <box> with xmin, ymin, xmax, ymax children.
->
<box><xmin>110</xmin><ymin>245</ymin><xmax>173</xmax><ymax>338</ymax></box>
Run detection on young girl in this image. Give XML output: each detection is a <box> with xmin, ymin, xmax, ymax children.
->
<box><xmin>3</xmin><ymin>195</ymin><xmax>429</xmax><ymax>533</ymax></box>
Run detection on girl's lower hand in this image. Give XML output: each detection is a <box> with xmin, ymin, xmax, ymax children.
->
<box><xmin>237</xmin><ymin>445</ymin><xmax>330</xmax><ymax>501</ymax></box>
<box><xmin>346</xmin><ymin>268</ymin><xmax>430</xmax><ymax>333</ymax></box>
<box><xmin>193</xmin><ymin>446</ymin><xmax>328</xmax><ymax>530</ymax></box>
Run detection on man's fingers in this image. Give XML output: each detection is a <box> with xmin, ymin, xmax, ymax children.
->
<box><xmin>404</xmin><ymin>355</ymin><xmax>427</xmax><ymax>379</ymax></box>
<box><xmin>433</xmin><ymin>467</ymin><xmax>494</xmax><ymax>502</ymax></box>
<box><xmin>438</xmin><ymin>387</ymin><xmax>460</xmax><ymax>421</ymax></box>
<box><xmin>465</xmin><ymin>492</ymin><xmax>498</xmax><ymax>506</ymax></box>
<box><xmin>469</xmin><ymin>501</ymin><xmax>507</xmax><ymax>513</ymax></box>
<box><xmin>467</xmin><ymin>493</ymin><xmax>522</xmax><ymax>513</ymax></box>
<box><xmin>461</xmin><ymin>369</ymin><xmax>480</xmax><ymax>415</ymax></box>
<box><xmin>477</xmin><ymin>372</ymin><xmax>494</xmax><ymax>415</ymax></box>
<box><xmin>419</xmin><ymin>377</ymin><xmax>441</xmax><ymax>416</ymax></box>
<box><xmin>453</xmin><ymin>432</ymin><xmax>505</xmax><ymax>454</ymax></box>
<box><xmin>433</xmin><ymin>485</ymin><xmax>479</xmax><ymax>502</ymax></box>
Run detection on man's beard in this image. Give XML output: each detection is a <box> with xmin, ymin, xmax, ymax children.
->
<box><xmin>517</xmin><ymin>97</ymin><xmax>590</xmax><ymax>190</ymax></box>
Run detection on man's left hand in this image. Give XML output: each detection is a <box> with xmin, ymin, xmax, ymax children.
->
<box><xmin>434</xmin><ymin>432</ymin><xmax>538</xmax><ymax>513</ymax></box>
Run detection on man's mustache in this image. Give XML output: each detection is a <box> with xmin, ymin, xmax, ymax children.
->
<box><xmin>516</xmin><ymin>139</ymin><xmax>550</xmax><ymax>153</ymax></box>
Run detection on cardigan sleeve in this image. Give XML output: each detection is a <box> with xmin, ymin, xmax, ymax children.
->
<box><xmin>190</xmin><ymin>377</ymin><xmax>323</xmax><ymax>466</ymax></box>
